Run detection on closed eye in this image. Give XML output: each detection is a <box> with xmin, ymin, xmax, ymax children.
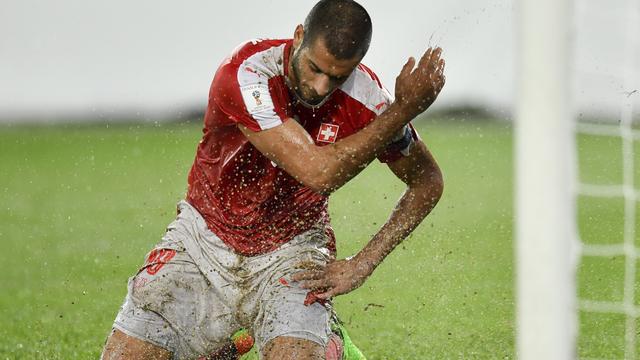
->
<box><xmin>309</xmin><ymin>63</ymin><xmax>322</xmax><ymax>74</ymax></box>
<box><xmin>309</xmin><ymin>60</ymin><xmax>345</xmax><ymax>82</ymax></box>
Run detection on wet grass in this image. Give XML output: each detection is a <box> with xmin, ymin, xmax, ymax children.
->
<box><xmin>0</xmin><ymin>118</ymin><xmax>627</xmax><ymax>358</ymax></box>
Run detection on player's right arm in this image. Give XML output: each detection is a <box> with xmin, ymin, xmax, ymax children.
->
<box><xmin>240</xmin><ymin>47</ymin><xmax>445</xmax><ymax>194</ymax></box>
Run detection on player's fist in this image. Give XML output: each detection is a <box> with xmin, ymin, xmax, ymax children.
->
<box><xmin>394</xmin><ymin>47</ymin><xmax>446</xmax><ymax>119</ymax></box>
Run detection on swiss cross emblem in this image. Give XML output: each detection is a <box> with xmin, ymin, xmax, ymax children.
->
<box><xmin>317</xmin><ymin>123</ymin><xmax>339</xmax><ymax>143</ymax></box>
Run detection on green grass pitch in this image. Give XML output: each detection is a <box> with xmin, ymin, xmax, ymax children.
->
<box><xmin>0</xmin><ymin>118</ymin><xmax>633</xmax><ymax>358</ymax></box>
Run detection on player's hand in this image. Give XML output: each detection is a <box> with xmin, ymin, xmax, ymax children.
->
<box><xmin>394</xmin><ymin>46</ymin><xmax>446</xmax><ymax>120</ymax></box>
<box><xmin>292</xmin><ymin>258</ymin><xmax>372</xmax><ymax>300</ymax></box>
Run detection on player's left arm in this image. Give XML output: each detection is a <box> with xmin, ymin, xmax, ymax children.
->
<box><xmin>293</xmin><ymin>139</ymin><xmax>443</xmax><ymax>299</ymax></box>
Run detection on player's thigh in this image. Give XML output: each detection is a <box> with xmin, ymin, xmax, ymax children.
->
<box><xmin>262</xmin><ymin>335</ymin><xmax>324</xmax><ymax>360</ymax></box>
<box><xmin>122</xmin><ymin>248</ymin><xmax>239</xmax><ymax>357</ymax></box>
<box><xmin>135</xmin><ymin>253</ymin><xmax>238</xmax><ymax>347</ymax></box>
<box><xmin>252</xmin><ymin>251</ymin><xmax>333</xmax><ymax>351</ymax></box>
<box><xmin>102</xmin><ymin>328</ymin><xmax>171</xmax><ymax>360</ymax></box>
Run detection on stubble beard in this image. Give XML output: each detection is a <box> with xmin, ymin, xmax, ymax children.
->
<box><xmin>290</xmin><ymin>49</ymin><xmax>323</xmax><ymax>106</ymax></box>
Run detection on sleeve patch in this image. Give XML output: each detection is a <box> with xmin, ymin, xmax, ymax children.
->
<box><xmin>240</xmin><ymin>84</ymin><xmax>273</xmax><ymax>114</ymax></box>
<box><xmin>239</xmin><ymin>84</ymin><xmax>282</xmax><ymax>130</ymax></box>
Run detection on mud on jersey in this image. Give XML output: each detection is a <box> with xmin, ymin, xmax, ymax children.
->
<box><xmin>186</xmin><ymin>38</ymin><xmax>417</xmax><ymax>256</ymax></box>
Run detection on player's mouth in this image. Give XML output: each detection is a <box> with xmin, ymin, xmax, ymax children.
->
<box><xmin>294</xmin><ymin>85</ymin><xmax>332</xmax><ymax>107</ymax></box>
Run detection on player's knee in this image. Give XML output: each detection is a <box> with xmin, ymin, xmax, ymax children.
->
<box><xmin>262</xmin><ymin>336</ymin><xmax>325</xmax><ymax>360</ymax></box>
<box><xmin>101</xmin><ymin>328</ymin><xmax>172</xmax><ymax>360</ymax></box>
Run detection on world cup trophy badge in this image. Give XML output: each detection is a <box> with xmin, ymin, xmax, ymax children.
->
<box><xmin>252</xmin><ymin>90</ymin><xmax>262</xmax><ymax>106</ymax></box>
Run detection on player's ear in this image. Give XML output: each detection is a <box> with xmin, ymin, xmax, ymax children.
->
<box><xmin>293</xmin><ymin>24</ymin><xmax>304</xmax><ymax>49</ymax></box>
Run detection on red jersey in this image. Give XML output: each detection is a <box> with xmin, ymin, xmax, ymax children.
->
<box><xmin>186</xmin><ymin>39</ymin><xmax>416</xmax><ymax>256</ymax></box>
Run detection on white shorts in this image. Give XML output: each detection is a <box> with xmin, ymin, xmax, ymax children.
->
<box><xmin>112</xmin><ymin>200</ymin><xmax>334</xmax><ymax>359</ymax></box>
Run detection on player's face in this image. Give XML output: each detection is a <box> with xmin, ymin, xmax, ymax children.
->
<box><xmin>290</xmin><ymin>36</ymin><xmax>360</xmax><ymax>105</ymax></box>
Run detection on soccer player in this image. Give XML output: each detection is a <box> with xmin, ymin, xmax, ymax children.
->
<box><xmin>101</xmin><ymin>0</ymin><xmax>445</xmax><ymax>359</ymax></box>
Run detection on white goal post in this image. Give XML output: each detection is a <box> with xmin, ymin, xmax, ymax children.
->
<box><xmin>515</xmin><ymin>0</ymin><xmax>577</xmax><ymax>358</ymax></box>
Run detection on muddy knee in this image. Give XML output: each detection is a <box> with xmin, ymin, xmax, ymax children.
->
<box><xmin>102</xmin><ymin>328</ymin><xmax>172</xmax><ymax>360</ymax></box>
<box><xmin>263</xmin><ymin>336</ymin><xmax>325</xmax><ymax>360</ymax></box>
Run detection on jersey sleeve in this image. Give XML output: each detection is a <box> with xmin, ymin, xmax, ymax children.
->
<box><xmin>211</xmin><ymin>58</ymin><xmax>289</xmax><ymax>132</ymax></box>
<box><xmin>360</xmin><ymin>69</ymin><xmax>419</xmax><ymax>164</ymax></box>
<box><xmin>340</xmin><ymin>63</ymin><xmax>418</xmax><ymax>164</ymax></box>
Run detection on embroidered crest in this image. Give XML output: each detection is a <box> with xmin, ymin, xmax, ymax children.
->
<box><xmin>317</xmin><ymin>123</ymin><xmax>339</xmax><ymax>143</ymax></box>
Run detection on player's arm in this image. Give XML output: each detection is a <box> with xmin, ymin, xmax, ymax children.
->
<box><xmin>357</xmin><ymin>140</ymin><xmax>443</xmax><ymax>274</ymax></box>
<box><xmin>292</xmin><ymin>139</ymin><xmax>443</xmax><ymax>299</ymax></box>
<box><xmin>239</xmin><ymin>47</ymin><xmax>445</xmax><ymax>195</ymax></box>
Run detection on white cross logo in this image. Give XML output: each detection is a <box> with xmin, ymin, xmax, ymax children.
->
<box><xmin>317</xmin><ymin>123</ymin><xmax>339</xmax><ymax>143</ymax></box>
<box><xmin>320</xmin><ymin>127</ymin><xmax>336</xmax><ymax>141</ymax></box>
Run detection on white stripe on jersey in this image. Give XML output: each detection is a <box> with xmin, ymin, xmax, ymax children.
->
<box><xmin>339</xmin><ymin>66</ymin><xmax>394</xmax><ymax>116</ymax></box>
<box><xmin>237</xmin><ymin>43</ymin><xmax>287</xmax><ymax>130</ymax></box>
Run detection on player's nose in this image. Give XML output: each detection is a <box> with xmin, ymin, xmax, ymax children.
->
<box><xmin>311</xmin><ymin>74</ymin><xmax>332</xmax><ymax>97</ymax></box>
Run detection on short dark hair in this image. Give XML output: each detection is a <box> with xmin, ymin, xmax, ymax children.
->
<box><xmin>302</xmin><ymin>0</ymin><xmax>372</xmax><ymax>60</ymax></box>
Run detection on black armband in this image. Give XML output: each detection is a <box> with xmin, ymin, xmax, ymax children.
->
<box><xmin>387</xmin><ymin>125</ymin><xmax>414</xmax><ymax>154</ymax></box>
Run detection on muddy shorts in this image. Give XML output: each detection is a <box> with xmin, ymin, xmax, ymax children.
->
<box><xmin>112</xmin><ymin>200</ymin><xmax>334</xmax><ymax>359</ymax></box>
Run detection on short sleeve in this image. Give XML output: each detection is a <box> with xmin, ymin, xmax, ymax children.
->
<box><xmin>211</xmin><ymin>60</ymin><xmax>289</xmax><ymax>132</ymax></box>
<box><xmin>377</xmin><ymin>123</ymin><xmax>420</xmax><ymax>163</ymax></box>
<box><xmin>339</xmin><ymin>63</ymin><xmax>415</xmax><ymax>163</ymax></box>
